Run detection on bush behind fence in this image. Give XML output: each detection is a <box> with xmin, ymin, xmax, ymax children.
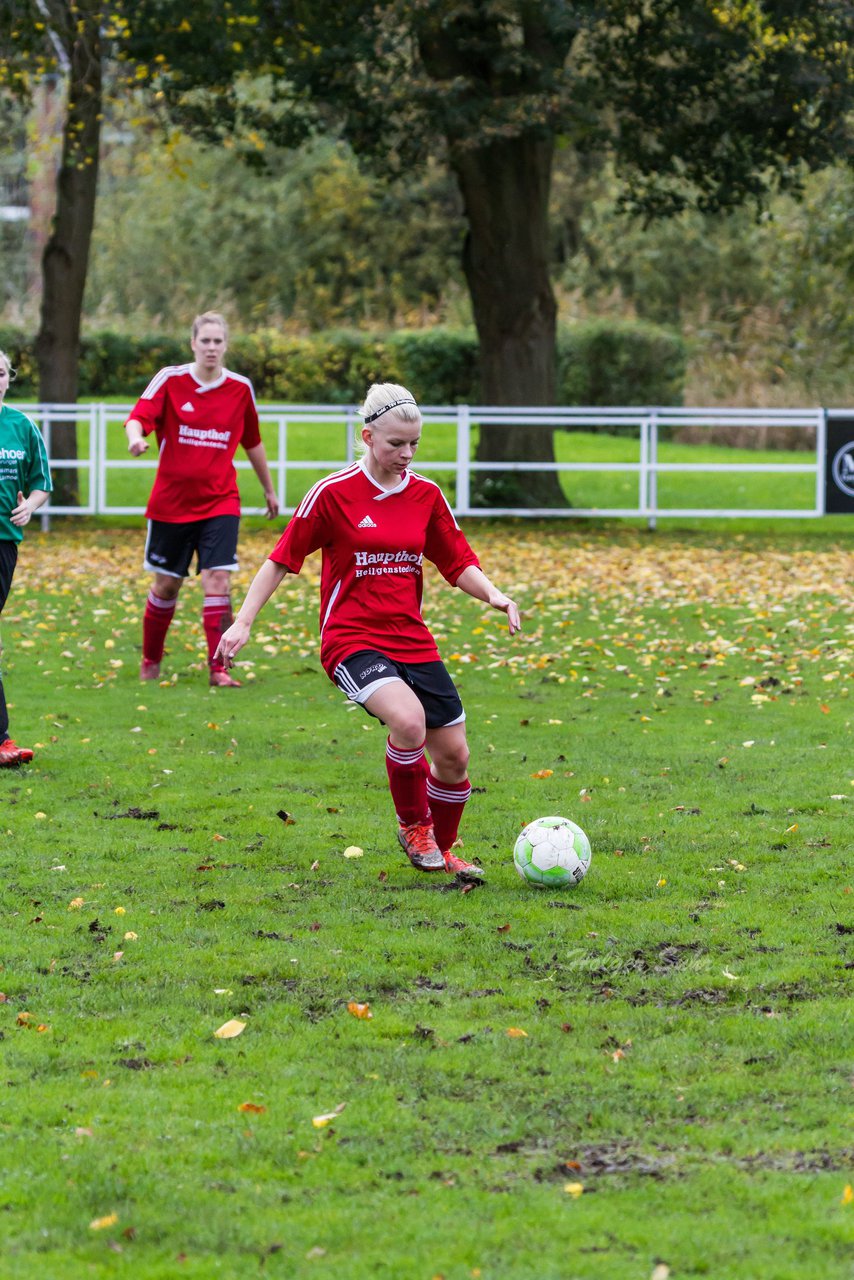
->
<box><xmin>0</xmin><ymin>320</ymin><xmax>686</xmax><ymax>408</ymax></box>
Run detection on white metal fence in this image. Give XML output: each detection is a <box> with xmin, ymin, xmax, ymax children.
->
<box><xmin>17</xmin><ymin>402</ymin><xmax>848</xmax><ymax>522</ymax></box>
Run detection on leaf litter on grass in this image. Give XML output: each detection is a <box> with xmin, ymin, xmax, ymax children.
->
<box><xmin>2</xmin><ymin>524</ymin><xmax>852</xmax><ymax>1279</ymax></box>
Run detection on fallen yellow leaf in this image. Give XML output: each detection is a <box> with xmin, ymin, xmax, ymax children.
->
<box><xmin>563</xmin><ymin>1182</ymin><xmax>584</xmax><ymax>1198</ymax></box>
<box><xmin>237</xmin><ymin>1102</ymin><xmax>266</xmax><ymax>1114</ymax></box>
<box><xmin>89</xmin><ymin>1213</ymin><xmax>119</xmax><ymax>1231</ymax></box>
<box><xmin>343</xmin><ymin>846</ymin><xmax>363</xmax><ymax>858</ymax></box>
<box><xmin>213</xmin><ymin>1019</ymin><xmax>246</xmax><ymax>1039</ymax></box>
<box><xmin>530</xmin><ymin>769</ymin><xmax>554</xmax><ymax>779</ymax></box>
<box><xmin>506</xmin><ymin>1027</ymin><xmax>528</xmax><ymax>1038</ymax></box>
<box><xmin>68</xmin><ymin>897</ymin><xmax>84</xmax><ymax>910</ymax></box>
<box><xmin>841</xmin><ymin>1184</ymin><xmax>853</xmax><ymax>1206</ymax></box>
<box><xmin>312</xmin><ymin>1101</ymin><xmax>346</xmax><ymax>1128</ymax></box>
<box><xmin>347</xmin><ymin>1001</ymin><xmax>372</xmax><ymax>1019</ymax></box>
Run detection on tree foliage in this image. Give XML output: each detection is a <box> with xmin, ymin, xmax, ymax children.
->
<box><xmin>2</xmin><ymin>1</ymin><xmax>852</xmax><ymax>503</ymax></box>
<box><xmin>86</xmin><ymin>128</ymin><xmax>466</xmax><ymax>329</ymax></box>
<box><xmin>125</xmin><ymin>0</ymin><xmax>853</xmax><ymax>502</ymax></box>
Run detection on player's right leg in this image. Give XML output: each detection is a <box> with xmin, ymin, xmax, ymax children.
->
<box><xmin>0</xmin><ymin>540</ymin><xmax>31</xmax><ymax>766</ymax></box>
<box><xmin>334</xmin><ymin>652</ymin><xmax>443</xmax><ymax>871</ymax></box>
<box><xmin>141</xmin><ymin>521</ymin><xmax>195</xmax><ymax>679</ymax></box>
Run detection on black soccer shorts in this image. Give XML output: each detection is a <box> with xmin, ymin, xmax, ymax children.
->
<box><xmin>143</xmin><ymin>515</ymin><xmax>240</xmax><ymax>578</ymax></box>
<box><xmin>333</xmin><ymin>649</ymin><xmax>465</xmax><ymax>729</ymax></box>
<box><xmin>0</xmin><ymin>540</ymin><xmax>17</xmax><ymax>614</ymax></box>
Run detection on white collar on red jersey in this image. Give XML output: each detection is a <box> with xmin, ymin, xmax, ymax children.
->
<box><xmin>359</xmin><ymin>457</ymin><xmax>411</xmax><ymax>499</ymax></box>
<box><xmin>191</xmin><ymin>367</ymin><xmax>227</xmax><ymax>393</ymax></box>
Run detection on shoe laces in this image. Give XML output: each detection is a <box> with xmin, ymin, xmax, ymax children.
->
<box><xmin>402</xmin><ymin>822</ymin><xmax>437</xmax><ymax>854</ymax></box>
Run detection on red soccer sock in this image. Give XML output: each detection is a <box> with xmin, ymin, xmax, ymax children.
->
<box><xmin>426</xmin><ymin>772</ymin><xmax>472</xmax><ymax>854</ymax></box>
<box><xmin>203</xmin><ymin>595</ymin><xmax>233</xmax><ymax>671</ymax></box>
<box><xmin>142</xmin><ymin>591</ymin><xmax>177</xmax><ymax>664</ymax></box>
<box><xmin>386</xmin><ymin>737</ymin><xmax>430</xmax><ymax>827</ymax></box>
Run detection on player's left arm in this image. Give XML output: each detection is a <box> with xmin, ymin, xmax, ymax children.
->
<box><xmin>455</xmin><ymin>564</ymin><xmax>521</xmax><ymax>636</ymax></box>
<box><xmin>245</xmin><ymin>443</ymin><xmax>279</xmax><ymax>519</ymax></box>
<box><xmin>10</xmin><ymin>489</ymin><xmax>49</xmax><ymax>527</ymax></box>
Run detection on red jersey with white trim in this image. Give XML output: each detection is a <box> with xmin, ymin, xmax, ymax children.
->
<box><xmin>126</xmin><ymin>364</ymin><xmax>261</xmax><ymax>521</ymax></box>
<box><xmin>269</xmin><ymin>460</ymin><xmax>479</xmax><ymax>677</ymax></box>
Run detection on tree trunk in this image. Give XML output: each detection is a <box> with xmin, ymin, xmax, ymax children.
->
<box><xmin>34</xmin><ymin>3</ymin><xmax>103</xmax><ymax>506</ymax></box>
<box><xmin>452</xmin><ymin>135</ymin><xmax>565</xmax><ymax>508</ymax></box>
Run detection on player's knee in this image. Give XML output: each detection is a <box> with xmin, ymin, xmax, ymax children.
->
<box><xmin>388</xmin><ymin>708</ymin><xmax>427</xmax><ymax>748</ymax></box>
<box><xmin>153</xmin><ymin>575</ymin><xmax>181</xmax><ymax>601</ymax></box>
<box><xmin>433</xmin><ymin>739</ymin><xmax>470</xmax><ymax>778</ymax></box>
<box><xmin>203</xmin><ymin>570</ymin><xmax>232</xmax><ymax>596</ymax></box>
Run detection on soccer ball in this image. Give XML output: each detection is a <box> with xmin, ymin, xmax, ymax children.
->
<box><xmin>513</xmin><ymin>815</ymin><xmax>592</xmax><ymax>888</ymax></box>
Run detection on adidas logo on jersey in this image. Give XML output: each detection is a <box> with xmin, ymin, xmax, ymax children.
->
<box><xmin>181</xmin><ymin>401</ymin><xmax>195</xmax><ymax>412</ymax></box>
<box><xmin>357</xmin><ymin>515</ymin><xmax>377</xmax><ymax>528</ymax></box>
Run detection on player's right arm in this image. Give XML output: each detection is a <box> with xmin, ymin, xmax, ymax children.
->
<box><xmin>216</xmin><ymin>559</ymin><xmax>291</xmax><ymax>666</ymax></box>
<box><xmin>125</xmin><ymin>370</ymin><xmax>170</xmax><ymax>455</ymax></box>
<box><xmin>125</xmin><ymin>418</ymin><xmax>149</xmax><ymax>456</ymax></box>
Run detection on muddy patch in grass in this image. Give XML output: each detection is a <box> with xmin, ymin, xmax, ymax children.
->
<box><xmin>529</xmin><ymin>1141</ymin><xmax>679</xmax><ymax>1184</ymax></box>
<box><xmin>735</xmin><ymin>1148</ymin><xmax>854</xmax><ymax>1173</ymax></box>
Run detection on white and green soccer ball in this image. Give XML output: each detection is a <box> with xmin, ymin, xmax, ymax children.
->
<box><xmin>513</xmin><ymin>815</ymin><xmax>592</xmax><ymax>888</ymax></box>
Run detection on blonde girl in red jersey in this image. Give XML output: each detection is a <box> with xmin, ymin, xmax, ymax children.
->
<box><xmin>217</xmin><ymin>383</ymin><xmax>520</xmax><ymax>881</ymax></box>
<box><xmin>125</xmin><ymin>311</ymin><xmax>279</xmax><ymax>687</ymax></box>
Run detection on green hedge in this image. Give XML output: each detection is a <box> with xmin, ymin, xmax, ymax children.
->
<box><xmin>0</xmin><ymin>321</ymin><xmax>684</xmax><ymax>405</ymax></box>
<box><xmin>558</xmin><ymin>319</ymin><xmax>686</xmax><ymax>407</ymax></box>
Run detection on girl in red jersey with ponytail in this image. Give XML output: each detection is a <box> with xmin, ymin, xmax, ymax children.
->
<box><xmin>217</xmin><ymin>383</ymin><xmax>520</xmax><ymax>881</ymax></box>
<box><xmin>125</xmin><ymin>312</ymin><xmax>279</xmax><ymax>687</ymax></box>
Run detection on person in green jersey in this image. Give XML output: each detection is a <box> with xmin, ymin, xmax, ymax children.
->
<box><xmin>0</xmin><ymin>351</ymin><xmax>52</xmax><ymax>766</ymax></box>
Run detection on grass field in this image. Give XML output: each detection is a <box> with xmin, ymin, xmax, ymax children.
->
<box><xmin>1</xmin><ymin>522</ymin><xmax>852</xmax><ymax>1279</ymax></box>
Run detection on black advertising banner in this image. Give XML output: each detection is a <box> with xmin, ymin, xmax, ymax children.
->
<box><xmin>825</xmin><ymin>416</ymin><xmax>854</xmax><ymax>514</ymax></box>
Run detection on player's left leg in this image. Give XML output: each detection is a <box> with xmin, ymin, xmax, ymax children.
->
<box><xmin>198</xmin><ymin>516</ymin><xmax>240</xmax><ymax>687</ymax></box>
<box><xmin>404</xmin><ymin>659</ymin><xmax>484</xmax><ymax>881</ymax></box>
<box><xmin>425</xmin><ymin>723</ymin><xmax>482</xmax><ymax>880</ymax></box>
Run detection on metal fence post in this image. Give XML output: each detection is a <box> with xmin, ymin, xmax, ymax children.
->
<box><xmin>456</xmin><ymin>405</ymin><xmax>471</xmax><ymax>515</ymax></box>
<box><xmin>278</xmin><ymin>417</ymin><xmax>287</xmax><ymax>512</ymax></box>
<box><xmin>816</xmin><ymin>409</ymin><xmax>827</xmax><ymax>516</ymax></box>
<box><xmin>639</xmin><ymin>417</ymin><xmax>649</xmax><ymax>522</ymax></box>
<box><xmin>648</xmin><ymin>411</ymin><xmax>658</xmax><ymax>531</ymax></box>
<box><xmin>346</xmin><ymin>407</ymin><xmax>356</xmax><ymax>464</ymax></box>
<box><xmin>95</xmin><ymin>403</ymin><xmax>105</xmax><ymax>515</ymax></box>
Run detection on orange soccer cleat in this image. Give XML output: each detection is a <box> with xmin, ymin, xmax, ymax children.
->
<box><xmin>443</xmin><ymin>848</ymin><xmax>486</xmax><ymax>882</ymax></box>
<box><xmin>0</xmin><ymin>738</ymin><xmax>32</xmax><ymax>767</ymax></box>
<box><xmin>397</xmin><ymin>821</ymin><xmax>444</xmax><ymax>871</ymax></box>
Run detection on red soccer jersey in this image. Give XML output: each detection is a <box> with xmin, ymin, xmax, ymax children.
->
<box><xmin>127</xmin><ymin>365</ymin><xmax>262</xmax><ymax>521</ymax></box>
<box><xmin>269</xmin><ymin>460</ymin><xmax>480</xmax><ymax>677</ymax></box>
